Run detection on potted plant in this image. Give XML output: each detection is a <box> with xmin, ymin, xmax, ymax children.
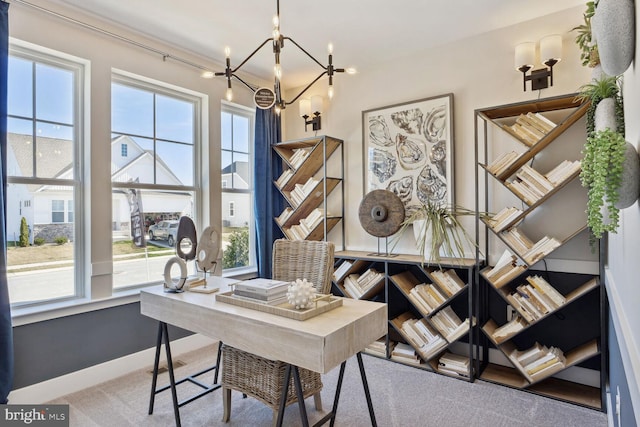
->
<box><xmin>394</xmin><ymin>201</ymin><xmax>480</xmax><ymax>264</ymax></box>
<box><xmin>572</xmin><ymin>1</ymin><xmax>600</xmax><ymax>68</ymax></box>
<box><xmin>576</xmin><ymin>75</ymin><xmax>639</xmax><ymax>240</ymax></box>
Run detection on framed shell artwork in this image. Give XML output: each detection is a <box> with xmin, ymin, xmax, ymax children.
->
<box><xmin>362</xmin><ymin>93</ymin><xmax>455</xmax><ymax>219</ymax></box>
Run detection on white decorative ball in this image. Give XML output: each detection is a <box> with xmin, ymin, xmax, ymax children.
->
<box><xmin>286</xmin><ymin>278</ymin><xmax>316</xmax><ymax>309</ymax></box>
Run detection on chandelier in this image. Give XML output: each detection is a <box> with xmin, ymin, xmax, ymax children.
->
<box><xmin>214</xmin><ymin>0</ymin><xmax>346</xmax><ymax>114</ymax></box>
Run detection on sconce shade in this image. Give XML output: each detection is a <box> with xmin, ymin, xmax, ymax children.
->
<box><xmin>515</xmin><ymin>42</ymin><xmax>536</xmax><ymax>69</ymax></box>
<box><xmin>299</xmin><ymin>98</ymin><xmax>311</xmax><ymax>117</ymax></box>
<box><xmin>311</xmin><ymin>95</ymin><xmax>323</xmax><ymax>114</ymax></box>
<box><xmin>540</xmin><ymin>34</ymin><xmax>562</xmax><ymax>63</ymax></box>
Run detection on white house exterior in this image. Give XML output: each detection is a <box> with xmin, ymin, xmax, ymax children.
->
<box><xmin>221</xmin><ymin>161</ymin><xmax>251</xmax><ymax>228</ymax></box>
<box><xmin>7</xmin><ymin>133</ymin><xmax>191</xmax><ymax>243</ymax></box>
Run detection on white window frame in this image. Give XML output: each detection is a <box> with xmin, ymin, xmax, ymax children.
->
<box><xmin>221</xmin><ymin>102</ymin><xmax>256</xmax><ymax>274</ymax></box>
<box><xmin>51</xmin><ymin>200</ymin><xmax>65</xmax><ymax>223</ymax></box>
<box><xmin>6</xmin><ymin>40</ymin><xmax>89</xmax><ymax>309</ymax></box>
<box><xmin>110</xmin><ymin>71</ymin><xmax>204</xmax><ymax>291</ymax></box>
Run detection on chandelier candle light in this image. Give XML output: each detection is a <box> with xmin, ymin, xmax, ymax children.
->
<box><xmin>214</xmin><ymin>0</ymin><xmax>346</xmax><ymax>114</ymax></box>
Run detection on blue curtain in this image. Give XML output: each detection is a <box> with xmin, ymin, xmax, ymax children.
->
<box><xmin>254</xmin><ymin>108</ymin><xmax>283</xmax><ymax>278</ymax></box>
<box><xmin>0</xmin><ymin>0</ymin><xmax>12</xmax><ymax>404</ymax></box>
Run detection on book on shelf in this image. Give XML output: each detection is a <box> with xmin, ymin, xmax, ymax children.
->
<box><xmin>333</xmin><ymin>258</ymin><xmax>367</xmax><ymax>282</ymax></box>
<box><xmin>512</xmin><ymin>343</ymin><xmax>566</xmax><ymax>377</ymax></box>
<box><xmin>516</xmin><ymin>114</ymin><xmax>547</xmax><ymax>137</ymax></box>
<box><xmin>506</xmin><ymin>180</ymin><xmax>540</xmax><ymax>205</ymax></box>
<box><xmin>517</xmin><ymin>165</ymin><xmax>554</xmax><ymax>194</ymax></box>
<box><xmin>401</xmin><ymin>318</ymin><xmax>448</xmax><ymax>359</ymax></box>
<box><xmin>501</xmin><ymin>227</ymin><xmax>534</xmax><ymax>255</ymax></box>
<box><xmin>275</xmin><ymin>169</ymin><xmax>293</xmax><ymax>188</ymax></box>
<box><xmin>485</xmin><ymin>250</ymin><xmax>527</xmax><ymax>288</ymax></box>
<box><xmin>522</xmin><ymin>235</ymin><xmax>560</xmax><ymax>264</ymax></box>
<box><xmin>286</xmin><ymin>224</ymin><xmax>309</xmax><ymax>240</ymax></box>
<box><xmin>430</xmin><ymin>269</ymin><xmax>465</xmax><ymax>297</ymax></box>
<box><xmin>545</xmin><ymin>160</ymin><xmax>581</xmax><ymax>186</ymax></box>
<box><xmin>438</xmin><ymin>352</ymin><xmax>470</xmax><ymax>376</ymax></box>
<box><xmin>277</xmin><ymin>207</ymin><xmax>293</xmax><ymax>224</ymax></box>
<box><xmin>365</xmin><ymin>338</ymin><xmax>389</xmax><ymax>357</ymax></box>
<box><xmin>289</xmin><ymin>147</ymin><xmax>311</xmax><ymax>169</ymax></box>
<box><xmin>391</xmin><ymin>342</ymin><xmax>422</xmax><ymax>364</ymax></box>
<box><xmin>408</xmin><ymin>286</ymin><xmax>435</xmax><ymax>314</ymax></box>
<box><xmin>505</xmin><ymin>123</ymin><xmax>537</xmax><ymax>146</ymax></box>
<box><xmin>492</xmin><ymin>315</ymin><xmax>527</xmax><ymax>342</ymax></box>
<box><xmin>526</xmin><ymin>275</ymin><xmax>566</xmax><ymax>307</ymax></box>
<box><xmin>487</xmin><ymin>151</ymin><xmax>519</xmax><ymax>176</ymax></box>
<box><xmin>487</xmin><ymin>206</ymin><xmax>523</xmax><ymax>232</ymax></box>
<box><xmin>527</xmin><ymin>112</ymin><xmax>557</xmax><ymax>133</ymax></box>
<box><xmin>300</xmin><ymin>208</ymin><xmax>324</xmax><ymax>231</ymax></box>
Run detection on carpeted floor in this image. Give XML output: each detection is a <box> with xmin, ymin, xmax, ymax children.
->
<box><xmin>48</xmin><ymin>344</ymin><xmax>608</xmax><ymax>427</ymax></box>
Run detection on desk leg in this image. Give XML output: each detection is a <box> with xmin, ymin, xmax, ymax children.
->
<box><xmin>356</xmin><ymin>352</ymin><xmax>377</xmax><ymax>427</ymax></box>
<box><xmin>328</xmin><ymin>361</ymin><xmax>347</xmax><ymax>427</ymax></box>
<box><xmin>292</xmin><ymin>366</ymin><xmax>310</xmax><ymax>427</ymax></box>
<box><xmin>275</xmin><ymin>364</ymin><xmax>292</xmax><ymax>427</ymax></box>
<box><xmin>148</xmin><ymin>322</ymin><xmax>181</xmax><ymax>427</ymax></box>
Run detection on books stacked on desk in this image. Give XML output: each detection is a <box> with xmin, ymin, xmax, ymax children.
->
<box><xmin>232</xmin><ymin>278</ymin><xmax>290</xmax><ymax>306</ymax></box>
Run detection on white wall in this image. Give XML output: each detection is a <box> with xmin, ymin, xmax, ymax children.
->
<box><xmin>607</xmin><ymin>2</ymin><xmax>640</xmax><ymax>423</ymax></box>
<box><xmin>284</xmin><ymin>6</ymin><xmax>592</xmax><ymax>262</ymax></box>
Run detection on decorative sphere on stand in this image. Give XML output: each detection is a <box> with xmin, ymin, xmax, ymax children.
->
<box><xmin>287</xmin><ymin>279</ymin><xmax>315</xmax><ymax>309</ymax></box>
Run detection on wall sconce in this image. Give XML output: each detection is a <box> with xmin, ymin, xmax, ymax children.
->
<box><xmin>515</xmin><ymin>34</ymin><xmax>562</xmax><ymax>91</ymax></box>
<box><xmin>299</xmin><ymin>95</ymin><xmax>323</xmax><ymax>132</ymax></box>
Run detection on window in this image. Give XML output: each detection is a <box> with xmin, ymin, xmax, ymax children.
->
<box><xmin>52</xmin><ymin>200</ymin><xmax>64</xmax><ymax>223</ymax></box>
<box><xmin>221</xmin><ymin>103</ymin><xmax>255</xmax><ymax>271</ymax></box>
<box><xmin>6</xmin><ymin>43</ymin><xmax>86</xmax><ymax>306</ymax></box>
<box><xmin>111</xmin><ymin>73</ymin><xmax>201</xmax><ymax>290</ymax></box>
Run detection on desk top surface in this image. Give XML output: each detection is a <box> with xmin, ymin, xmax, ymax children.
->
<box><xmin>140</xmin><ymin>276</ymin><xmax>387</xmax><ymax>372</ymax></box>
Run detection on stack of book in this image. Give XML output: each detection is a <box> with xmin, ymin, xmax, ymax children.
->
<box><xmin>431</xmin><ymin>306</ymin><xmax>472</xmax><ymax>342</ymax></box>
<box><xmin>486</xmin><ymin>206</ymin><xmax>523</xmax><ymax>232</ymax></box>
<box><xmin>342</xmin><ymin>268</ymin><xmax>384</xmax><ymax>299</ymax></box>
<box><xmin>407</xmin><ymin>283</ymin><xmax>448</xmax><ymax>314</ymax></box>
<box><xmin>391</xmin><ymin>342</ymin><xmax>422</xmax><ymax>365</ymax></box>
<box><xmin>289</xmin><ymin>147</ymin><xmax>311</xmax><ymax>169</ymax></box>
<box><xmin>437</xmin><ymin>352</ymin><xmax>470</xmax><ymax>377</ymax></box>
<box><xmin>506</xmin><ymin>276</ymin><xmax>566</xmax><ymax>322</ymax></box>
<box><xmin>486</xmin><ymin>151</ymin><xmax>519</xmax><ymax>176</ymax></box>
<box><xmin>285</xmin><ymin>209</ymin><xmax>325</xmax><ymax>240</ymax></box>
<box><xmin>275</xmin><ymin>169</ymin><xmax>293</xmax><ymax>188</ymax></box>
<box><xmin>484</xmin><ymin>250</ymin><xmax>527</xmax><ymax>289</ymax></box>
<box><xmin>504</xmin><ymin>112</ymin><xmax>557</xmax><ymax>147</ymax></box>
<box><xmin>491</xmin><ymin>315</ymin><xmax>528</xmax><ymax>343</ymax></box>
<box><xmin>501</xmin><ymin>228</ymin><xmax>560</xmax><ymax>264</ymax></box>
<box><xmin>430</xmin><ymin>269</ymin><xmax>466</xmax><ymax>297</ymax></box>
<box><xmin>545</xmin><ymin>159</ymin><xmax>581</xmax><ymax>186</ymax></box>
<box><xmin>289</xmin><ymin>176</ymin><xmax>320</xmax><ymax>206</ymax></box>
<box><xmin>365</xmin><ymin>338</ymin><xmax>389</xmax><ymax>357</ymax></box>
<box><xmin>333</xmin><ymin>259</ymin><xmax>367</xmax><ymax>282</ymax></box>
<box><xmin>512</xmin><ymin>342</ymin><xmax>566</xmax><ymax>379</ymax></box>
<box><xmin>400</xmin><ymin>317</ymin><xmax>448</xmax><ymax>360</ymax></box>
<box><xmin>277</xmin><ymin>207</ymin><xmax>293</xmax><ymax>225</ymax></box>
<box><xmin>507</xmin><ymin>165</ymin><xmax>554</xmax><ymax>205</ymax></box>
<box><xmin>232</xmin><ymin>278</ymin><xmax>290</xmax><ymax>306</ymax></box>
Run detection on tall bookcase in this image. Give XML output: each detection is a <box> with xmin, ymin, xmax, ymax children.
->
<box><xmin>332</xmin><ymin>251</ymin><xmax>478</xmax><ymax>381</ymax></box>
<box><xmin>272</xmin><ymin>135</ymin><xmax>344</xmax><ymax>246</ymax></box>
<box><xmin>474</xmin><ymin>94</ymin><xmax>606</xmax><ymax>410</ymax></box>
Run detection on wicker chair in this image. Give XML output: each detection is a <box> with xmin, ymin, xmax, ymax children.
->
<box><xmin>221</xmin><ymin>239</ymin><xmax>335</xmax><ymax>425</ymax></box>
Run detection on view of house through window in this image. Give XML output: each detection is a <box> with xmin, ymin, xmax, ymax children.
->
<box><xmin>111</xmin><ymin>75</ymin><xmax>200</xmax><ymax>289</ymax></box>
<box><xmin>5</xmin><ymin>44</ymin><xmax>84</xmax><ymax>305</ymax></box>
<box><xmin>221</xmin><ymin>104</ymin><xmax>255</xmax><ymax>271</ymax></box>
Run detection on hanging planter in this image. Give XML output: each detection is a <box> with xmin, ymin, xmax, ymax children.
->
<box><xmin>591</xmin><ymin>0</ymin><xmax>635</xmax><ymax>76</ymax></box>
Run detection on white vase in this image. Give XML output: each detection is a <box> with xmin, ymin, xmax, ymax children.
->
<box><xmin>615</xmin><ymin>142</ymin><xmax>640</xmax><ymax>209</ymax></box>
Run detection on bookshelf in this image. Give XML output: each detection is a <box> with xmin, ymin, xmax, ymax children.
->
<box><xmin>474</xmin><ymin>94</ymin><xmax>606</xmax><ymax>410</ymax></box>
<box><xmin>273</xmin><ymin>135</ymin><xmax>344</xmax><ymax>245</ymax></box>
<box><xmin>333</xmin><ymin>251</ymin><xmax>477</xmax><ymax>381</ymax></box>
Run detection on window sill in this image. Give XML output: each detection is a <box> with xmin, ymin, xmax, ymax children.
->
<box><xmin>11</xmin><ymin>269</ymin><xmax>258</xmax><ymax>327</ymax></box>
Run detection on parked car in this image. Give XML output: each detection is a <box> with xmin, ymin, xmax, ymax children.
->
<box><xmin>148</xmin><ymin>220</ymin><xmax>179</xmax><ymax>246</ymax></box>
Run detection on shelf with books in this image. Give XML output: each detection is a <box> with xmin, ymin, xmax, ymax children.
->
<box><xmin>272</xmin><ymin>135</ymin><xmax>343</xmax><ymax>245</ymax></box>
<box><xmin>475</xmin><ymin>93</ymin><xmax>605</xmax><ymax>410</ymax></box>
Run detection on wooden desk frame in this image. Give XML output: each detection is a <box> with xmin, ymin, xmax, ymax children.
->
<box><xmin>141</xmin><ymin>280</ymin><xmax>386</xmax><ymax>426</ymax></box>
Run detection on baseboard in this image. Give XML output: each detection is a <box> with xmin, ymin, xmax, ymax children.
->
<box><xmin>7</xmin><ymin>334</ymin><xmax>216</xmax><ymax>404</ymax></box>
<box><xmin>605</xmin><ymin>268</ymin><xmax>640</xmax><ymax>427</ymax></box>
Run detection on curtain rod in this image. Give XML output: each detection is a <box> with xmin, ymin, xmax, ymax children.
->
<box><xmin>10</xmin><ymin>0</ymin><xmax>216</xmax><ymax>73</ymax></box>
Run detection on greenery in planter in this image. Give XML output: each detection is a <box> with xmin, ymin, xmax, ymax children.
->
<box><xmin>581</xmin><ymin>128</ymin><xmax>626</xmax><ymax>239</ymax></box>
<box><xmin>572</xmin><ymin>1</ymin><xmax>600</xmax><ymax>67</ymax></box>
<box><xmin>575</xmin><ymin>75</ymin><xmax>625</xmax><ymax>137</ymax></box>
<box><xmin>393</xmin><ymin>201</ymin><xmax>482</xmax><ymax>264</ymax></box>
